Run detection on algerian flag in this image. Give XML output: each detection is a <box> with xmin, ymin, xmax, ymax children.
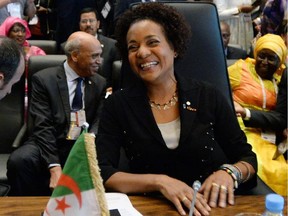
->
<box><xmin>44</xmin><ymin>130</ymin><xmax>109</xmax><ymax>216</ymax></box>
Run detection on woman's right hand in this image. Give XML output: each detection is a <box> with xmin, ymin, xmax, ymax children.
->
<box><xmin>157</xmin><ymin>175</ymin><xmax>211</xmax><ymax>216</ymax></box>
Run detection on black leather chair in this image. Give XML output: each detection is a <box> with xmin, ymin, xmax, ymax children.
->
<box><xmin>28</xmin><ymin>40</ymin><xmax>58</xmax><ymax>54</ymax></box>
<box><xmin>0</xmin><ymin>55</ymin><xmax>66</xmax><ymax>188</ymax></box>
<box><xmin>27</xmin><ymin>55</ymin><xmax>66</xmax><ymax>101</ymax></box>
<box><xmin>120</xmin><ymin>1</ymin><xmax>274</xmax><ymax>195</ymax></box>
<box><xmin>0</xmin><ymin>75</ymin><xmax>25</xmax><ymax>185</ymax></box>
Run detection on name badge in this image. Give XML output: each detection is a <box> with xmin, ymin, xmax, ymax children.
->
<box><xmin>67</xmin><ymin>110</ymin><xmax>86</xmax><ymax>140</ymax></box>
<box><xmin>261</xmin><ymin>129</ymin><xmax>276</xmax><ymax>144</ymax></box>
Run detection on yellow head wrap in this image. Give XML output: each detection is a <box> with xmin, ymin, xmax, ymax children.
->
<box><xmin>254</xmin><ymin>34</ymin><xmax>287</xmax><ymax>65</ymax></box>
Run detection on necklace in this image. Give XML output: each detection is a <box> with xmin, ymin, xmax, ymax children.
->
<box><xmin>149</xmin><ymin>90</ymin><xmax>178</xmax><ymax>110</ymax></box>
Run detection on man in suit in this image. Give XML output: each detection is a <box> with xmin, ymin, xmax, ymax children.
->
<box><xmin>61</xmin><ymin>7</ymin><xmax>120</xmax><ymax>94</ymax></box>
<box><xmin>220</xmin><ymin>21</ymin><xmax>248</xmax><ymax>60</ymax></box>
<box><xmin>7</xmin><ymin>31</ymin><xmax>106</xmax><ymax>196</ymax></box>
<box><xmin>0</xmin><ymin>36</ymin><xmax>25</xmax><ymax>100</ymax></box>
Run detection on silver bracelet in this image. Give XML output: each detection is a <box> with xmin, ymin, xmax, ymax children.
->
<box><xmin>239</xmin><ymin>161</ymin><xmax>251</xmax><ymax>183</ymax></box>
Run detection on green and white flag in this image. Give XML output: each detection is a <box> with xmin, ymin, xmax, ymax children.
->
<box><xmin>44</xmin><ymin>131</ymin><xmax>109</xmax><ymax>216</ymax></box>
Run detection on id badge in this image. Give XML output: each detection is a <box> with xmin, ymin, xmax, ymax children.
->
<box><xmin>67</xmin><ymin>110</ymin><xmax>86</xmax><ymax>140</ymax></box>
<box><xmin>261</xmin><ymin>130</ymin><xmax>276</xmax><ymax>144</ymax></box>
<box><xmin>101</xmin><ymin>1</ymin><xmax>111</xmax><ymax>19</ymax></box>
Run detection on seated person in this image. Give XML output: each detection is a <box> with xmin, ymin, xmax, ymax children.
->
<box><xmin>0</xmin><ymin>16</ymin><xmax>46</xmax><ymax>119</ymax></box>
<box><xmin>0</xmin><ymin>36</ymin><xmax>25</xmax><ymax>100</ymax></box>
<box><xmin>96</xmin><ymin>3</ymin><xmax>257</xmax><ymax>216</ymax></box>
<box><xmin>220</xmin><ymin>21</ymin><xmax>248</xmax><ymax>59</ymax></box>
<box><xmin>7</xmin><ymin>31</ymin><xmax>106</xmax><ymax>196</ymax></box>
<box><xmin>0</xmin><ymin>16</ymin><xmax>46</xmax><ymax>60</ymax></box>
<box><xmin>61</xmin><ymin>7</ymin><xmax>120</xmax><ymax>94</ymax></box>
<box><xmin>228</xmin><ymin>33</ymin><xmax>287</xmax><ymax>196</ymax></box>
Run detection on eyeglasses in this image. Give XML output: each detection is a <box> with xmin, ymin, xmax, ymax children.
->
<box><xmin>257</xmin><ymin>52</ymin><xmax>279</xmax><ymax>64</ymax></box>
<box><xmin>80</xmin><ymin>19</ymin><xmax>97</xmax><ymax>24</ymax></box>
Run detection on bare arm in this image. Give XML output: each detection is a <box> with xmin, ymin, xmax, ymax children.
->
<box><xmin>0</xmin><ymin>0</ymin><xmax>14</xmax><ymax>8</ymax></box>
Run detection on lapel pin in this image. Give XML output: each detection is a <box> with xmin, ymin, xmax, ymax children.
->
<box><xmin>183</xmin><ymin>101</ymin><xmax>197</xmax><ymax>111</ymax></box>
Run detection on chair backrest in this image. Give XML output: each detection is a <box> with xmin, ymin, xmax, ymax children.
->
<box><xmin>121</xmin><ymin>1</ymin><xmax>233</xmax><ymax>108</ymax></box>
<box><xmin>0</xmin><ymin>75</ymin><xmax>25</xmax><ymax>153</ymax></box>
<box><xmin>27</xmin><ymin>40</ymin><xmax>58</xmax><ymax>54</ymax></box>
<box><xmin>27</xmin><ymin>55</ymin><xmax>66</xmax><ymax>97</ymax></box>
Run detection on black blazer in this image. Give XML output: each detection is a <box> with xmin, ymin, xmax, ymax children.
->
<box><xmin>27</xmin><ymin>64</ymin><xmax>106</xmax><ymax>166</ymax></box>
<box><xmin>227</xmin><ymin>46</ymin><xmax>248</xmax><ymax>60</ymax></box>
<box><xmin>96</xmin><ymin>74</ymin><xmax>257</xmax><ymax>188</ymax></box>
<box><xmin>97</xmin><ymin>34</ymin><xmax>121</xmax><ymax>88</ymax></box>
<box><xmin>244</xmin><ymin>69</ymin><xmax>287</xmax><ymax>130</ymax></box>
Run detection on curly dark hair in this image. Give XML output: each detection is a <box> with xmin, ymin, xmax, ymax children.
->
<box><xmin>114</xmin><ymin>2</ymin><xmax>191</xmax><ymax>61</ymax></box>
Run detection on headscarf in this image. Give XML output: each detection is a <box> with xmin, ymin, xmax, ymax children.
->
<box><xmin>0</xmin><ymin>16</ymin><xmax>31</xmax><ymax>39</ymax></box>
<box><xmin>254</xmin><ymin>33</ymin><xmax>287</xmax><ymax>65</ymax></box>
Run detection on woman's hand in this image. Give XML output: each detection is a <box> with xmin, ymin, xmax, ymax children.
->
<box><xmin>157</xmin><ymin>175</ymin><xmax>211</xmax><ymax>216</ymax></box>
<box><xmin>199</xmin><ymin>170</ymin><xmax>235</xmax><ymax>208</ymax></box>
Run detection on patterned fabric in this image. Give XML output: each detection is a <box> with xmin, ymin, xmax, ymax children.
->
<box><xmin>228</xmin><ymin>58</ymin><xmax>287</xmax><ymax>196</ymax></box>
<box><xmin>261</xmin><ymin>0</ymin><xmax>287</xmax><ymax>35</ymax></box>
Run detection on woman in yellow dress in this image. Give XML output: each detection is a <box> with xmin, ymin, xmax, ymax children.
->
<box><xmin>228</xmin><ymin>33</ymin><xmax>287</xmax><ymax>195</ymax></box>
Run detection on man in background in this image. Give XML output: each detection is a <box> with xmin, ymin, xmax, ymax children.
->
<box><xmin>7</xmin><ymin>31</ymin><xmax>106</xmax><ymax>195</ymax></box>
<box><xmin>220</xmin><ymin>21</ymin><xmax>248</xmax><ymax>60</ymax></box>
<box><xmin>0</xmin><ymin>36</ymin><xmax>25</xmax><ymax>100</ymax></box>
<box><xmin>61</xmin><ymin>7</ymin><xmax>120</xmax><ymax>93</ymax></box>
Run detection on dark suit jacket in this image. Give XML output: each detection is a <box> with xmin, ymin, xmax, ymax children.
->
<box><xmin>61</xmin><ymin>34</ymin><xmax>120</xmax><ymax>88</ymax></box>
<box><xmin>244</xmin><ymin>69</ymin><xmax>287</xmax><ymax>131</ymax></box>
<box><xmin>227</xmin><ymin>46</ymin><xmax>248</xmax><ymax>60</ymax></box>
<box><xmin>97</xmin><ymin>34</ymin><xmax>121</xmax><ymax>88</ymax></box>
<box><xmin>96</xmin><ymin>74</ymin><xmax>257</xmax><ymax>189</ymax></box>
<box><xmin>27</xmin><ymin>64</ymin><xmax>106</xmax><ymax>166</ymax></box>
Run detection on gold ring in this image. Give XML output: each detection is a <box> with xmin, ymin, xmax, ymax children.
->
<box><xmin>212</xmin><ymin>182</ymin><xmax>220</xmax><ymax>188</ymax></box>
<box><xmin>220</xmin><ymin>185</ymin><xmax>228</xmax><ymax>191</ymax></box>
<box><xmin>181</xmin><ymin>197</ymin><xmax>188</xmax><ymax>202</ymax></box>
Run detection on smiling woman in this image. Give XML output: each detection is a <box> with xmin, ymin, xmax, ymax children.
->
<box><xmin>228</xmin><ymin>33</ymin><xmax>287</xmax><ymax>196</ymax></box>
<box><xmin>0</xmin><ymin>16</ymin><xmax>46</xmax><ymax>61</ymax></box>
<box><xmin>96</xmin><ymin>2</ymin><xmax>258</xmax><ymax>216</ymax></box>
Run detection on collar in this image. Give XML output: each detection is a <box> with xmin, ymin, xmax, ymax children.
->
<box><xmin>64</xmin><ymin>61</ymin><xmax>80</xmax><ymax>82</ymax></box>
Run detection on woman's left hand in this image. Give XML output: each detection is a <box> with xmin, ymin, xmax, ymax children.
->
<box><xmin>199</xmin><ymin>170</ymin><xmax>235</xmax><ymax>208</ymax></box>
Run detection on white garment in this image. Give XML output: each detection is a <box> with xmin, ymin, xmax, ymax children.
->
<box><xmin>214</xmin><ymin>0</ymin><xmax>254</xmax><ymax>51</ymax></box>
<box><xmin>157</xmin><ymin>117</ymin><xmax>180</xmax><ymax>150</ymax></box>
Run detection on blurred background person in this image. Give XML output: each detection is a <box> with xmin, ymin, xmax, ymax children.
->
<box><xmin>220</xmin><ymin>21</ymin><xmax>248</xmax><ymax>59</ymax></box>
<box><xmin>214</xmin><ymin>0</ymin><xmax>258</xmax><ymax>52</ymax></box>
<box><xmin>0</xmin><ymin>0</ymin><xmax>36</xmax><ymax>24</ymax></box>
<box><xmin>28</xmin><ymin>0</ymin><xmax>56</xmax><ymax>40</ymax></box>
<box><xmin>0</xmin><ymin>16</ymin><xmax>45</xmax><ymax>60</ymax></box>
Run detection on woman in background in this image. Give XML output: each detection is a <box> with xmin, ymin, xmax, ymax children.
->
<box><xmin>0</xmin><ymin>16</ymin><xmax>46</xmax><ymax>120</ymax></box>
<box><xmin>228</xmin><ymin>33</ymin><xmax>287</xmax><ymax>195</ymax></box>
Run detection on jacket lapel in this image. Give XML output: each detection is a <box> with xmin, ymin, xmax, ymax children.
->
<box><xmin>56</xmin><ymin>67</ymin><xmax>70</xmax><ymax>123</ymax></box>
<box><xmin>177</xmin><ymin>75</ymin><xmax>200</xmax><ymax>144</ymax></box>
<box><xmin>125</xmin><ymin>82</ymin><xmax>165</xmax><ymax>145</ymax></box>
